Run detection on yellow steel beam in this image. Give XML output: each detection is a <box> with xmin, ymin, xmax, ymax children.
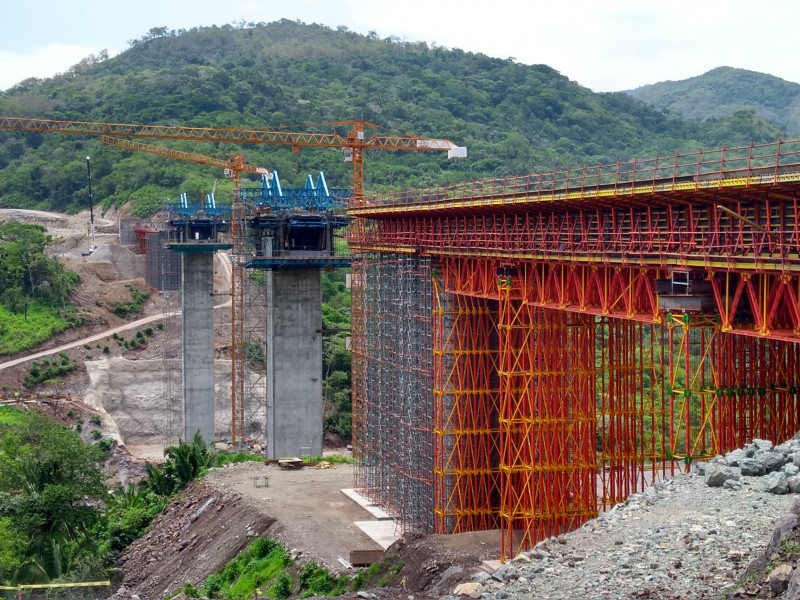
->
<box><xmin>350</xmin><ymin>171</ymin><xmax>800</xmax><ymax>217</ymax></box>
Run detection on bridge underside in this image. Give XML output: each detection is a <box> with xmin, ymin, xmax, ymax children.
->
<box><xmin>352</xmin><ymin>254</ymin><xmax>800</xmax><ymax>560</ymax></box>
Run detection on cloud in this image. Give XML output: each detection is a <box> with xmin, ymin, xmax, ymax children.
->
<box><xmin>0</xmin><ymin>44</ymin><xmax>99</xmax><ymax>91</ymax></box>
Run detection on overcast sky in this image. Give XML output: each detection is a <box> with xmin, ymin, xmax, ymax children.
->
<box><xmin>1</xmin><ymin>0</ymin><xmax>797</xmax><ymax>93</ymax></box>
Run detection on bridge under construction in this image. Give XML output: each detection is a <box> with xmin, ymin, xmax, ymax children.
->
<box><xmin>347</xmin><ymin>138</ymin><xmax>800</xmax><ymax>559</ymax></box>
<box><xmin>3</xmin><ymin>115</ymin><xmax>800</xmax><ymax>560</ymax></box>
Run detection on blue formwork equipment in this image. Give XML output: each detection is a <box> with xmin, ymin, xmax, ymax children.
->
<box><xmin>240</xmin><ymin>171</ymin><xmax>352</xmax><ymax>212</ymax></box>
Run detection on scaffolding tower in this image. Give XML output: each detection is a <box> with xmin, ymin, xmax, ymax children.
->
<box><xmin>352</xmin><ymin>254</ymin><xmax>435</xmax><ymax>530</ymax></box>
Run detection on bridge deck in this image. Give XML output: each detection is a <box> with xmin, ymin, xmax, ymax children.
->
<box><xmin>350</xmin><ymin>138</ymin><xmax>800</xmax><ymax>218</ymax></box>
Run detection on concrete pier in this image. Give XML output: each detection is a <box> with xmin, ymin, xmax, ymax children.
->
<box><xmin>265</xmin><ymin>269</ymin><xmax>323</xmax><ymax>458</ymax></box>
<box><xmin>182</xmin><ymin>252</ymin><xmax>215</xmax><ymax>443</ymax></box>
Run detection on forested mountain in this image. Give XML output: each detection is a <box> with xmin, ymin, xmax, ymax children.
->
<box><xmin>0</xmin><ymin>21</ymin><xmax>784</xmax><ymax>214</ymax></box>
<box><xmin>627</xmin><ymin>67</ymin><xmax>800</xmax><ymax>135</ymax></box>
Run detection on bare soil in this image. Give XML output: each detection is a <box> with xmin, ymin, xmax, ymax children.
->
<box><xmin>117</xmin><ymin>462</ymin><xmax>498</xmax><ymax>600</ymax></box>
<box><xmin>204</xmin><ymin>462</ymin><xmax>384</xmax><ymax>573</ymax></box>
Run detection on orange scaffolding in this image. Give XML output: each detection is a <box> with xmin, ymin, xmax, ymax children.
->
<box><xmin>497</xmin><ymin>279</ymin><xmax>596</xmax><ymax>558</ymax></box>
<box><xmin>432</xmin><ymin>282</ymin><xmax>500</xmax><ymax>533</ymax></box>
<box><xmin>348</xmin><ymin>138</ymin><xmax>800</xmax><ymax>560</ymax></box>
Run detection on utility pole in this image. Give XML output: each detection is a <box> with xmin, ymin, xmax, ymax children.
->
<box><xmin>85</xmin><ymin>156</ymin><xmax>96</xmax><ymax>253</ymax></box>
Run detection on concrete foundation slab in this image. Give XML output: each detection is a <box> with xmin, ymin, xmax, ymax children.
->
<box><xmin>339</xmin><ymin>489</ymin><xmax>394</xmax><ymax>520</ymax></box>
<box><xmin>353</xmin><ymin>521</ymin><xmax>402</xmax><ymax>550</ymax></box>
<box><xmin>340</xmin><ymin>488</ymin><xmax>374</xmax><ymax>507</ymax></box>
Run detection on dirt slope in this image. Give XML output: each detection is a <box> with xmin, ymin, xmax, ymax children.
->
<box><xmin>113</xmin><ymin>463</ymin><xmax>498</xmax><ymax>600</ymax></box>
<box><xmin>117</xmin><ymin>479</ymin><xmax>275</xmax><ymax>600</ymax></box>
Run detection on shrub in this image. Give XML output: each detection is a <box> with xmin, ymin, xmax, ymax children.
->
<box><xmin>91</xmin><ymin>430</ymin><xmax>102</xmax><ymax>440</ymax></box>
<box><xmin>23</xmin><ymin>358</ymin><xmax>79</xmax><ymax>388</ymax></box>
<box><xmin>104</xmin><ymin>486</ymin><xmax>168</xmax><ymax>554</ymax></box>
<box><xmin>111</xmin><ymin>284</ymin><xmax>150</xmax><ymax>318</ymax></box>
<box><xmin>90</xmin><ymin>414</ymin><xmax>101</xmax><ymax>426</ymax></box>
<box><xmin>271</xmin><ymin>573</ymin><xmax>292</xmax><ymax>599</ymax></box>
<box><xmin>298</xmin><ymin>562</ymin><xmax>336</xmax><ymax>596</ymax></box>
<box><xmin>103</xmin><ymin>346</ymin><xmax>110</xmax><ymax>354</ymax></box>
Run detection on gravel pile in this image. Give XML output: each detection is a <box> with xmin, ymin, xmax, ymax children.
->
<box><xmin>446</xmin><ymin>441</ymin><xmax>800</xmax><ymax>599</ymax></box>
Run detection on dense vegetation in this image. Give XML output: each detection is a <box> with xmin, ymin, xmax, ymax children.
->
<box><xmin>0</xmin><ymin>408</ymin><xmax>282</xmax><ymax>588</ymax></box>
<box><xmin>186</xmin><ymin>537</ymin><xmax>398</xmax><ymax>600</ymax></box>
<box><xmin>0</xmin><ymin>221</ymin><xmax>81</xmax><ymax>355</ymax></box>
<box><xmin>628</xmin><ymin>67</ymin><xmax>800</xmax><ymax>135</ymax></box>
<box><xmin>0</xmin><ymin>21</ymin><xmax>785</xmax><ymax>215</ymax></box>
<box><xmin>0</xmin><ymin>407</ymin><xmax>108</xmax><ymax>585</ymax></box>
<box><xmin>321</xmin><ymin>269</ymin><xmax>351</xmax><ymax>440</ymax></box>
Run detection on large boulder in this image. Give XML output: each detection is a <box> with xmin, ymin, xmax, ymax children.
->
<box><xmin>705</xmin><ymin>464</ymin><xmax>738</xmax><ymax>488</ymax></box>
<box><xmin>754</xmin><ymin>449</ymin><xmax>787</xmax><ymax>473</ymax></box>
<box><xmin>741</xmin><ymin>458</ymin><xmax>767</xmax><ymax>476</ymax></box>
<box><xmin>753</xmin><ymin>438</ymin><xmax>775</xmax><ymax>451</ymax></box>
<box><xmin>725</xmin><ymin>448</ymin><xmax>747</xmax><ymax>467</ymax></box>
<box><xmin>762</xmin><ymin>471</ymin><xmax>790</xmax><ymax>494</ymax></box>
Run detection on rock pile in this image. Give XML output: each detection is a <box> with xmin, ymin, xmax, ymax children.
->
<box><xmin>445</xmin><ymin>442</ymin><xmax>800</xmax><ymax>599</ymax></box>
<box><xmin>699</xmin><ymin>438</ymin><xmax>800</xmax><ymax>495</ymax></box>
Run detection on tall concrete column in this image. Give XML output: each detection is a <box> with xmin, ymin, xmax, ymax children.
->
<box><xmin>182</xmin><ymin>252</ymin><xmax>215</xmax><ymax>443</ymax></box>
<box><xmin>266</xmin><ymin>269</ymin><xmax>323</xmax><ymax>458</ymax></box>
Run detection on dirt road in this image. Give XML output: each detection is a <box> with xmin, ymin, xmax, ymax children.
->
<box><xmin>204</xmin><ymin>462</ymin><xmax>385</xmax><ymax>572</ymax></box>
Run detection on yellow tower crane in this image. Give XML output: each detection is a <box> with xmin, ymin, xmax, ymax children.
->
<box><xmin>0</xmin><ymin>116</ymin><xmax>466</xmax><ymax>446</ymax></box>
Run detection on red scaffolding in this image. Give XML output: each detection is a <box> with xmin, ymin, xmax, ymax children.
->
<box><xmin>349</xmin><ymin>138</ymin><xmax>800</xmax><ymax>560</ymax></box>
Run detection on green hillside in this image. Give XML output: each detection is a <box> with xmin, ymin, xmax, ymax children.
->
<box><xmin>627</xmin><ymin>66</ymin><xmax>800</xmax><ymax>135</ymax></box>
<box><xmin>0</xmin><ymin>21</ymin><xmax>783</xmax><ymax>214</ymax></box>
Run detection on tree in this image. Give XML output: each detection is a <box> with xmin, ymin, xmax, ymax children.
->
<box><xmin>0</xmin><ymin>517</ymin><xmax>25</xmax><ymax>583</ymax></box>
<box><xmin>0</xmin><ymin>408</ymin><xmax>106</xmax><ymax>583</ymax></box>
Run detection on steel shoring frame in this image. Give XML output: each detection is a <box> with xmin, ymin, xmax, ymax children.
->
<box><xmin>357</xmin><ymin>197</ymin><xmax>800</xmax><ymax>274</ymax></box>
<box><xmin>433</xmin><ymin>282</ymin><xmax>501</xmax><ymax>534</ymax></box>
<box><xmin>351</xmin><ymin>254</ymin><xmax>436</xmax><ymax>530</ymax></box>
<box><xmin>437</xmin><ymin>257</ymin><xmax>663</xmax><ymax>324</ymax></box>
<box><xmin>396</xmin><ymin>257</ymin><xmax>435</xmax><ymax>530</ymax></box>
<box><xmin>715</xmin><ymin>335</ymin><xmax>800</xmax><ymax>450</ymax></box>
<box><xmin>244</xmin><ymin>270</ymin><xmax>268</xmax><ymax>442</ymax></box>
<box><xmin>498</xmin><ymin>281</ymin><xmax>597</xmax><ymax>561</ymax></box>
<box><xmin>596</xmin><ymin>318</ymin><xmax>670</xmax><ymax>510</ymax></box>
<box><xmin>667</xmin><ymin>314</ymin><xmax>721</xmax><ymax>462</ymax></box>
<box><xmin>711</xmin><ymin>271</ymin><xmax>800</xmax><ymax>342</ymax></box>
<box><xmin>355</xmin><ymin>252</ymin><xmax>800</xmax><ymax>557</ymax></box>
<box><xmin>350</xmin><ymin>256</ymin><xmax>368</xmax><ymax>477</ymax></box>
<box><xmin>230</xmin><ymin>182</ymin><xmax>248</xmax><ymax>446</ymax></box>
